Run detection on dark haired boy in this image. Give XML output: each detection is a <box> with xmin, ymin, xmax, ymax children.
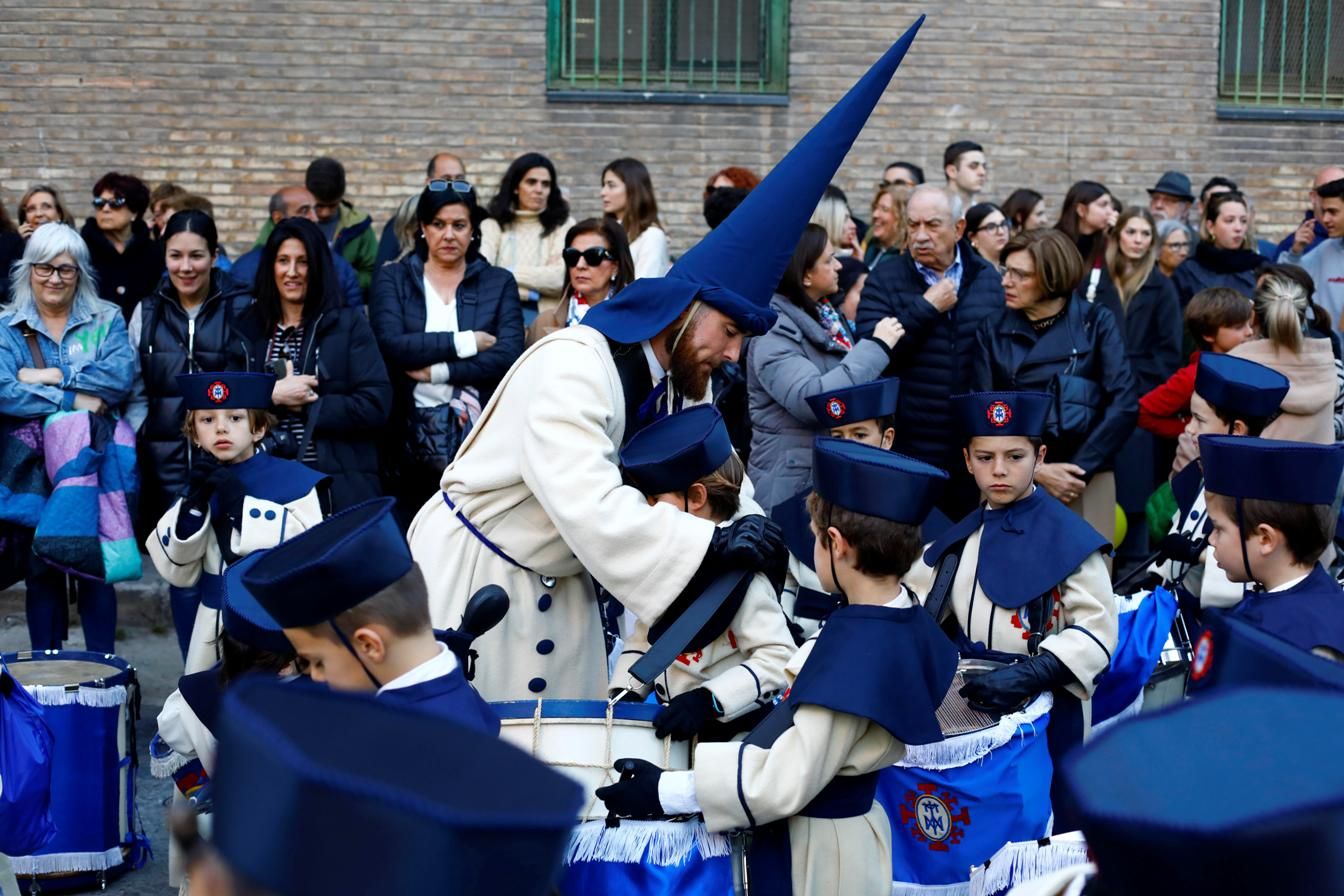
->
<box><xmin>1149</xmin><ymin>353</ymin><xmax>1290</xmax><ymax>609</ymax></box>
<box><xmin>1200</xmin><ymin>434</ymin><xmax>1344</xmax><ymax>658</ymax></box>
<box><xmin>599</xmin><ymin>438</ymin><xmax>957</xmax><ymax>896</ymax></box>
<box><xmin>237</xmin><ymin>496</ymin><xmax>498</xmax><ymax>733</ymax></box>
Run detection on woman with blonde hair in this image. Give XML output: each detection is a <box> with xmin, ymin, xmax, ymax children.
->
<box><xmin>810</xmin><ymin>186</ymin><xmax>860</xmax><ymax>258</ymax></box>
<box><xmin>860</xmin><ymin>182</ymin><xmax>906</xmax><ymax>270</ymax></box>
<box><xmin>1230</xmin><ymin>271</ymin><xmax>1339</xmax><ymax>443</ymax></box>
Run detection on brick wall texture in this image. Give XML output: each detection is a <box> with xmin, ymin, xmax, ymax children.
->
<box><xmin>1</xmin><ymin>1</ymin><xmax>1338</xmax><ymax>258</ymax></box>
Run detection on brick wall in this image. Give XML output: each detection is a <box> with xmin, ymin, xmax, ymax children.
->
<box><xmin>0</xmin><ymin>0</ymin><xmax>1336</xmax><ymax>259</ymax></box>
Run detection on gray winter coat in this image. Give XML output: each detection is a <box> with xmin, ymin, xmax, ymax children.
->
<box><xmin>745</xmin><ymin>295</ymin><xmax>891</xmax><ymax>510</ymax></box>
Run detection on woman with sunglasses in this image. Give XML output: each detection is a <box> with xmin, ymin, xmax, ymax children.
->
<box><xmin>526</xmin><ymin>218</ymin><xmax>635</xmax><ymax>346</ymax></box>
<box><xmin>79</xmin><ymin>171</ymin><xmax>164</xmax><ymax>320</ymax></box>
<box><xmin>369</xmin><ymin>181</ymin><xmax>524</xmax><ymax>521</ymax></box>
<box><xmin>480</xmin><ymin>153</ymin><xmax>576</xmax><ymax>326</ymax></box>
<box><xmin>966</xmin><ymin>202</ymin><xmax>1010</xmax><ymax>271</ymax></box>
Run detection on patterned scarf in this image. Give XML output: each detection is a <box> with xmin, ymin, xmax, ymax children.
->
<box><xmin>816</xmin><ymin>298</ymin><xmax>854</xmax><ymax>351</ymax></box>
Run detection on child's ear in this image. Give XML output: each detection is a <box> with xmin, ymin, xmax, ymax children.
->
<box><xmin>1036</xmin><ymin>444</ymin><xmax>1048</xmax><ymax>466</ymax></box>
<box><xmin>1252</xmin><ymin>522</ymin><xmax>1283</xmax><ymax>557</ymax></box>
<box><xmin>881</xmin><ymin>428</ymin><xmax>896</xmax><ymax>450</ymax></box>
<box><xmin>352</xmin><ymin>626</ymin><xmax>387</xmax><ymax>664</ymax></box>
<box><xmin>826</xmin><ymin>526</ymin><xmax>851</xmax><ymax>563</ymax></box>
<box><xmin>252</xmin><ymin>421</ymin><xmax>268</xmax><ymax>445</ymax></box>
<box><xmin>962</xmin><ymin>447</ymin><xmax>974</xmax><ymax>475</ymax></box>
<box><xmin>1230</xmin><ymin>418</ymin><xmax>1250</xmax><ymax>437</ymax></box>
<box><xmin>686</xmin><ymin>482</ymin><xmax>708</xmax><ymax>514</ymax></box>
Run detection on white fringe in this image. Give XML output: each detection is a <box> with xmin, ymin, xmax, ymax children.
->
<box><xmin>897</xmin><ymin>692</ymin><xmax>1054</xmax><ymax>771</ymax></box>
<box><xmin>150</xmin><ymin>748</ymin><xmax>193</xmax><ymax>779</ymax></box>
<box><xmin>967</xmin><ymin>834</ymin><xmax>1091</xmax><ymax>896</ymax></box>
<box><xmin>11</xmin><ymin>846</ymin><xmax>124</xmax><ymax>875</ymax></box>
<box><xmin>565</xmin><ymin>819</ymin><xmax>731</xmax><ymax>867</ymax></box>
<box><xmin>892</xmin><ymin>881</ymin><xmax>970</xmax><ymax>896</ymax></box>
<box><xmin>24</xmin><ymin>684</ymin><xmax>127</xmax><ymax>709</ymax></box>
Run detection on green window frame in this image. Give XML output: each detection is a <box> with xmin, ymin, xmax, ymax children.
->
<box><xmin>1218</xmin><ymin>0</ymin><xmax>1344</xmax><ymax>120</ymax></box>
<box><xmin>546</xmin><ymin>0</ymin><xmax>790</xmax><ymax>105</ymax></box>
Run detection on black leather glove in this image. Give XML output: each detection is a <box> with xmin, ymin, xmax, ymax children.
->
<box><xmin>705</xmin><ymin>515</ymin><xmax>786</xmax><ymax>577</ymax></box>
<box><xmin>959</xmin><ymin>652</ymin><xmax>1074</xmax><ymax>715</ymax></box>
<box><xmin>1159</xmin><ymin>532</ymin><xmax>1205</xmax><ymax>565</ymax></box>
<box><xmin>595</xmin><ymin>758</ymin><xmax>665</xmax><ymax>819</ymax></box>
<box><xmin>653</xmin><ymin>688</ymin><xmax>719</xmax><ymax>740</ymax></box>
<box><xmin>183</xmin><ymin>456</ymin><xmax>232</xmax><ymax>510</ymax></box>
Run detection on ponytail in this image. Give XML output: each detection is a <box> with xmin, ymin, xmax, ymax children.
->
<box><xmin>1252</xmin><ymin>274</ymin><xmax>1307</xmax><ymax>353</ymax></box>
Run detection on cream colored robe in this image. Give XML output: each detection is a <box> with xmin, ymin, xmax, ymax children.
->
<box><xmin>688</xmin><ymin>593</ymin><xmax>915</xmax><ymax>896</ymax></box>
<box><xmin>904</xmin><ymin>532</ymin><xmax>1117</xmax><ymax>702</ymax></box>
<box><xmin>408</xmin><ymin>325</ymin><xmax>718</xmax><ymax>702</ymax></box>
<box><xmin>610</xmin><ymin>567</ymin><xmax>795</xmax><ymax>721</ymax></box>
<box><xmin>780</xmin><ymin>554</ymin><xmax>825</xmax><ymax>641</ymax></box>
<box><xmin>146</xmin><ymin>490</ymin><xmax>325</xmax><ymax>674</ymax></box>
<box><xmin>155</xmin><ymin>689</ymin><xmax>218</xmax><ymax>889</ymax></box>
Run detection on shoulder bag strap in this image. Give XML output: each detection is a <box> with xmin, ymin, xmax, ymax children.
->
<box><xmin>20</xmin><ymin>324</ymin><xmax>45</xmax><ymax>368</ymax></box>
<box><xmin>923</xmin><ymin>536</ymin><xmax>969</xmax><ymax>626</ymax></box>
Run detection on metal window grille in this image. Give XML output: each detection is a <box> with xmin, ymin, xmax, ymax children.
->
<box><xmin>1219</xmin><ymin>0</ymin><xmax>1344</xmax><ymax>110</ymax></box>
<box><xmin>547</xmin><ymin>0</ymin><xmax>789</xmax><ymax>101</ymax></box>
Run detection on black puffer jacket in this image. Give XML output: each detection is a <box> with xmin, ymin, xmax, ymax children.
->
<box><xmin>855</xmin><ymin>242</ymin><xmax>1004</xmax><ymax>468</ymax></box>
<box><xmin>236</xmin><ymin>304</ymin><xmax>393</xmax><ymax>511</ymax></box>
<box><xmin>81</xmin><ymin>218</ymin><xmax>164</xmax><ymax>320</ymax></box>
<box><xmin>134</xmin><ymin>270</ymin><xmax>254</xmax><ymax>521</ymax></box>
<box><xmin>972</xmin><ymin>297</ymin><xmax>1138</xmax><ymax>477</ymax></box>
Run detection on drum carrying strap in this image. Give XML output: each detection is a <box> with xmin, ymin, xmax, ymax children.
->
<box><xmin>923</xmin><ymin>536</ymin><xmax>969</xmax><ymax>630</ymax></box>
<box><xmin>625</xmin><ymin>569</ymin><xmax>753</xmax><ymax>687</ymax></box>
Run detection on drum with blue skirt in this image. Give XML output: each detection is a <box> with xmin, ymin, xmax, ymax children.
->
<box><xmin>1</xmin><ymin>650</ymin><xmax>149</xmax><ymax>892</ymax></box>
<box><xmin>493</xmin><ymin>699</ymin><xmax>732</xmax><ymax>896</ymax></box>
<box><xmin>876</xmin><ymin>660</ymin><xmax>1054</xmax><ymax>896</ymax></box>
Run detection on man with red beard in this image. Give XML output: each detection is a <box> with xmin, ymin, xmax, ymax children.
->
<box><xmin>406</xmin><ymin>22</ymin><xmax>927</xmax><ymax>703</ymax></box>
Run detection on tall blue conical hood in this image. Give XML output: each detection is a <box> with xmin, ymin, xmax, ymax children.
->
<box><xmin>583</xmin><ymin>16</ymin><xmax>926</xmax><ymax>344</ymax></box>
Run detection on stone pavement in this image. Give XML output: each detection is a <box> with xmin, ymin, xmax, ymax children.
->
<box><xmin>2</xmin><ymin>570</ymin><xmax>182</xmax><ymax>895</ymax></box>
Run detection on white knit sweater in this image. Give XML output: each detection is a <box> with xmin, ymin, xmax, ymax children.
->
<box><xmin>479</xmin><ymin>210</ymin><xmax>574</xmax><ymax>307</ymax></box>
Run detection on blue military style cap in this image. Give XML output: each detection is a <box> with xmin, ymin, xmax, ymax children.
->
<box><xmin>1063</xmin><ymin>687</ymin><xmax>1344</xmax><ymax>894</ymax></box>
<box><xmin>804</xmin><ymin>377</ymin><xmax>900</xmax><ymax>427</ymax></box>
<box><xmin>620</xmin><ymin>404</ymin><xmax>734</xmax><ymax>496</ymax></box>
<box><xmin>812</xmin><ymin>437</ymin><xmax>948</xmax><ymax>525</ymax></box>
<box><xmin>222</xmin><ymin>551</ymin><xmax>292</xmax><ymax>655</ymax></box>
<box><xmin>239</xmin><ymin>497</ymin><xmax>413</xmax><ymax>628</ymax></box>
<box><xmin>211</xmin><ymin>677</ymin><xmax>583</xmax><ymax>896</ymax></box>
<box><xmin>176</xmin><ymin>371</ymin><xmax>276</xmax><ymax>410</ymax></box>
<box><xmin>1195</xmin><ymin>353</ymin><xmax>1290</xmax><ymax>421</ymax></box>
<box><xmin>1189</xmin><ymin>610</ymin><xmax>1344</xmax><ymax>694</ymax></box>
<box><xmin>951</xmin><ymin>391</ymin><xmax>1052</xmax><ymax>440</ymax></box>
<box><xmin>1200</xmin><ymin>435</ymin><xmax>1344</xmax><ymax>505</ymax></box>
<box><xmin>583</xmin><ymin>17</ymin><xmax>927</xmax><ymax>343</ymax></box>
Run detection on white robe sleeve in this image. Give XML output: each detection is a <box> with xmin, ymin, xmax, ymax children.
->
<box><xmin>233</xmin><ymin>487</ymin><xmax>326</xmax><ymax>556</ymax></box>
<box><xmin>703</xmin><ymin>576</ymin><xmax>795</xmax><ymax>720</ymax></box>
<box><xmin>145</xmin><ymin>499</ymin><xmax>211</xmax><ymax>587</ymax></box>
<box><xmin>1038</xmin><ymin>553</ymin><xmax>1119</xmax><ymax>699</ymax></box>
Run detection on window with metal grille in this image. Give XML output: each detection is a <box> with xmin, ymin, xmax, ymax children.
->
<box><xmin>1219</xmin><ymin>0</ymin><xmax>1344</xmax><ymax>118</ymax></box>
<box><xmin>546</xmin><ymin>0</ymin><xmax>790</xmax><ymax>105</ymax></box>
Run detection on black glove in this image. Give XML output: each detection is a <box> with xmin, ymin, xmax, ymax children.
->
<box><xmin>595</xmin><ymin>758</ymin><xmax>665</xmax><ymax>819</ymax></box>
<box><xmin>183</xmin><ymin>456</ymin><xmax>233</xmax><ymax>510</ymax></box>
<box><xmin>653</xmin><ymin>688</ymin><xmax>719</xmax><ymax>740</ymax></box>
<box><xmin>705</xmin><ymin>515</ymin><xmax>786</xmax><ymax>577</ymax></box>
<box><xmin>959</xmin><ymin>652</ymin><xmax>1074</xmax><ymax>715</ymax></box>
<box><xmin>1159</xmin><ymin>532</ymin><xmax>1205</xmax><ymax>565</ymax></box>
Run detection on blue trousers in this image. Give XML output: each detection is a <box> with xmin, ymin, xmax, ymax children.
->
<box><xmin>25</xmin><ymin>564</ymin><xmax>117</xmax><ymax>654</ymax></box>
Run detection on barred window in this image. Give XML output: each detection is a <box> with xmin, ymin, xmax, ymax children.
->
<box><xmin>547</xmin><ymin>0</ymin><xmax>790</xmax><ymax>105</ymax></box>
<box><xmin>1219</xmin><ymin>0</ymin><xmax>1344</xmax><ymax>117</ymax></box>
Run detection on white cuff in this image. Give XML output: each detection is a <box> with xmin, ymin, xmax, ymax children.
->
<box><xmin>658</xmin><ymin>770</ymin><xmax>701</xmax><ymax>816</ymax></box>
<box><xmin>429</xmin><ymin>362</ymin><xmax>452</xmax><ymax>385</ymax></box>
<box><xmin>453</xmin><ymin>330</ymin><xmax>479</xmax><ymax>359</ymax></box>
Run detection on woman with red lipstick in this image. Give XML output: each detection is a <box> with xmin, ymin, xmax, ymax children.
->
<box><xmin>128</xmin><ymin>209</ymin><xmax>255</xmax><ymax>658</ymax></box>
<box><xmin>971</xmin><ymin>228</ymin><xmax>1137</xmax><ymax>545</ymax></box>
<box><xmin>525</xmin><ymin>217</ymin><xmax>634</xmax><ymax>346</ymax></box>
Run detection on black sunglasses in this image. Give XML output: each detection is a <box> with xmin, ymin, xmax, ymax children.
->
<box><xmin>92</xmin><ymin>196</ymin><xmax>128</xmax><ymax>210</ymax></box>
<box><xmin>427</xmin><ymin>179</ymin><xmax>474</xmax><ymax>195</ymax></box>
<box><xmin>563</xmin><ymin>246</ymin><xmax>615</xmax><ymax>267</ymax></box>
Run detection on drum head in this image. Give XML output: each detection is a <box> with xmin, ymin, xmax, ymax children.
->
<box><xmin>6</xmin><ymin>658</ymin><xmax>126</xmax><ymax>687</ymax></box>
<box><xmin>937</xmin><ymin>660</ymin><xmax>1004</xmax><ymax>736</ymax></box>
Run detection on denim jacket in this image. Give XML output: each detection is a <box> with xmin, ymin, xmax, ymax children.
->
<box><xmin>0</xmin><ymin>295</ymin><xmax>136</xmax><ymax>419</ymax></box>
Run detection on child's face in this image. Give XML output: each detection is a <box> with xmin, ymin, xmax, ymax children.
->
<box><xmin>192</xmin><ymin>409</ymin><xmax>263</xmax><ymax>464</ymax></box>
<box><xmin>1205</xmin><ymin>494</ymin><xmax>1251</xmax><ymax>583</ymax></box>
<box><xmin>964</xmin><ymin>436</ymin><xmax>1043</xmax><ymax>508</ymax></box>
<box><xmin>647</xmin><ymin>489</ymin><xmax>715</xmax><ymax>522</ymax></box>
<box><xmin>285</xmin><ymin>625</ymin><xmax>378</xmax><ymax>693</ymax></box>
<box><xmin>1210</xmin><ymin>318</ymin><xmax>1255</xmax><ymax>354</ymax></box>
<box><xmin>1184</xmin><ymin>392</ymin><xmax>1227</xmax><ymax>443</ymax></box>
<box><xmin>827</xmin><ymin>419</ymin><xmax>895</xmax><ymax>450</ymax></box>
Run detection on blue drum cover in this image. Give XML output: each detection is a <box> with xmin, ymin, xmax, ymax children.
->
<box><xmin>1092</xmin><ymin>586</ymin><xmax>1180</xmax><ymax>723</ymax></box>
<box><xmin>560</xmin><ymin>848</ymin><xmax>732</xmax><ymax>896</ymax></box>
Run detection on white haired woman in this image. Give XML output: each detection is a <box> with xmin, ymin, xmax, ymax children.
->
<box><xmin>0</xmin><ymin>223</ymin><xmax>137</xmax><ymax>652</ymax></box>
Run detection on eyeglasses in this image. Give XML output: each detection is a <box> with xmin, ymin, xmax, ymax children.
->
<box><xmin>91</xmin><ymin>196</ymin><xmax>127</xmax><ymax>210</ymax></box>
<box><xmin>33</xmin><ymin>262</ymin><xmax>79</xmax><ymax>281</ymax></box>
<box><xmin>1164</xmin><ymin>241</ymin><xmax>1191</xmax><ymax>251</ymax></box>
<box><xmin>1002</xmin><ymin>265</ymin><xmax>1035</xmax><ymax>283</ymax></box>
<box><xmin>976</xmin><ymin>221</ymin><xmax>1010</xmax><ymax>234</ymax></box>
<box><xmin>563</xmin><ymin>246</ymin><xmax>615</xmax><ymax>267</ymax></box>
<box><xmin>428</xmin><ymin>179</ymin><xmax>474</xmax><ymax>195</ymax></box>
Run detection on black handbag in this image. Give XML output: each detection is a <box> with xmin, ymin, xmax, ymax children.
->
<box><xmin>1045</xmin><ymin>304</ymin><xmax>1102</xmax><ymax>445</ymax></box>
<box><xmin>406</xmin><ymin>402</ymin><xmax>472</xmax><ymax>476</ymax></box>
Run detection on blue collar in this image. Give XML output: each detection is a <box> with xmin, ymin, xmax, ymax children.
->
<box><xmin>912</xmin><ymin>246</ymin><xmax>963</xmax><ymax>289</ymax></box>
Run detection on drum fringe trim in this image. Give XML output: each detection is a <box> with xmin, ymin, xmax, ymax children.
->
<box><xmin>891</xmin><ymin>882</ymin><xmax>970</xmax><ymax>896</ymax></box>
<box><xmin>24</xmin><ymin>684</ymin><xmax>127</xmax><ymax>708</ymax></box>
<box><xmin>968</xmin><ymin>838</ymin><xmax>1091</xmax><ymax>896</ymax></box>
<box><xmin>897</xmin><ymin>692</ymin><xmax>1053</xmax><ymax>771</ymax></box>
<box><xmin>566</xmin><ymin>819</ymin><xmax>731</xmax><ymax>866</ymax></box>
<box><xmin>12</xmin><ymin>846</ymin><xmax>124</xmax><ymax>876</ymax></box>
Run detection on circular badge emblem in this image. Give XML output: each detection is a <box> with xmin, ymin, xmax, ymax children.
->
<box><xmin>1190</xmin><ymin>629</ymin><xmax>1215</xmax><ymax>681</ymax></box>
<box><xmin>825</xmin><ymin>398</ymin><xmax>847</xmax><ymax>420</ymax></box>
<box><xmin>913</xmin><ymin>793</ymin><xmax>952</xmax><ymax>843</ymax></box>
<box><xmin>986</xmin><ymin>400</ymin><xmax>1013</xmax><ymax>428</ymax></box>
<box><xmin>206</xmin><ymin>381</ymin><xmax>230</xmax><ymax>405</ymax></box>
